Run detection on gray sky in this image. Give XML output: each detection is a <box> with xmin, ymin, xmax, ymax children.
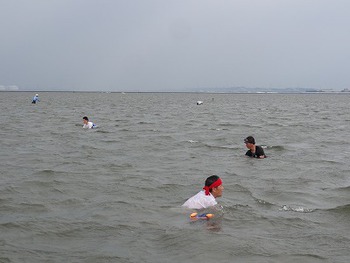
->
<box><xmin>1</xmin><ymin>0</ymin><xmax>350</xmax><ymax>91</ymax></box>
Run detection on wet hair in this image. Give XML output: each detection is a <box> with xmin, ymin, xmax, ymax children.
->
<box><xmin>205</xmin><ymin>175</ymin><xmax>220</xmax><ymax>192</ymax></box>
<box><xmin>83</xmin><ymin>116</ymin><xmax>89</xmax><ymax>121</ymax></box>
<box><xmin>244</xmin><ymin>136</ymin><xmax>255</xmax><ymax>144</ymax></box>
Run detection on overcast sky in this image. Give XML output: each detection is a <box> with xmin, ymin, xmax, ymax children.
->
<box><xmin>1</xmin><ymin>0</ymin><xmax>349</xmax><ymax>91</ymax></box>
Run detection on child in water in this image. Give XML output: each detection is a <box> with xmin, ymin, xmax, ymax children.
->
<box><xmin>32</xmin><ymin>94</ymin><xmax>39</xmax><ymax>104</ymax></box>
<box><xmin>82</xmin><ymin>116</ymin><xmax>96</xmax><ymax>129</ymax></box>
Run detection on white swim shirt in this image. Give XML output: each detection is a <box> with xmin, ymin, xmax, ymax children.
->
<box><xmin>83</xmin><ymin>121</ymin><xmax>95</xmax><ymax>129</ymax></box>
<box><xmin>182</xmin><ymin>190</ymin><xmax>217</xmax><ymax>209</ymax></box>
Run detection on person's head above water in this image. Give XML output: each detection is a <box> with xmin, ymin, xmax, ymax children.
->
<box><xmin>182</xmin><ymin>175</ymin><xmax>224</xmax><ymax>209</ymax></box>
<box><xmin>244</xmin><ymin>136</ymin><xmax>266</xmax><ymax>158</ymax></box>
<box><xmin>244</xmin><ymin>136</ymin><xmax>255</xmax><ymax>145</ymax></box>
<box><xmin>83</xmin><ymin>116</ymin><xmax>89</xmax><ymax>125</ymax></box>
<box><xmin>203</xmin><ymin>175</ymin><xmax>224</xmax><ymax>198</ymax></box>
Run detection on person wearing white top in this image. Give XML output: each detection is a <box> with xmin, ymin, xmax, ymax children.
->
<box><xmin>182</xmin><ymin>175</ymin><xmax>224</xmax><ymax>209</ymax></box>
<box><xmin>82</xmin><ymin>116</ymin><xmax>96</xmax><ymax>129</ymax></box>
<box><xmin>32</xmin><ymin>94</ymin><xmax>39</xmax><ymax>104</ymax></box>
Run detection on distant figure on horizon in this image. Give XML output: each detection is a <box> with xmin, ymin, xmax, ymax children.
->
<box><xmin>82</xmin><ymin>116</ymin><xmax>96</xmax><ymax>129</ymax></box>
<box><xmin>32</xmin><ymin>94</ymin><xmax>39</xmax><ymax>104</ymax></box>
<box><xmin>244</xmin><ymin>136</ymin><xmax>266</xmax><ymax>158</ymax></box>
<box><xmin>182</xmin><ymin>175</ymin><xmax>224</xmax><ymax>209</ymax></box>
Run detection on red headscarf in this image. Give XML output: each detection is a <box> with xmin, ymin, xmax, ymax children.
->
<box><xmin>203</xmin><ymin>178</ymin><xmax>222</xmax><ymax>195</ymax></box>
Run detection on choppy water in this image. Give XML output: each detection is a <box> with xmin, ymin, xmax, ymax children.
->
<box><xmin>0</xmin><ymin>92</ymin><xmax>349</xmax><ymax>263</ymax></box>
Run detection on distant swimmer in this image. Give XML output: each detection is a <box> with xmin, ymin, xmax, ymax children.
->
<box><xmin>244</xmin><ymin>136</ymin><xmax>266</xmax><ymax>158</ymax></box>
<box><xmin>32</xmin><ymin>94</ymin><xmax>39</xmax><ymax>104</ymax></box>
<box><xmin>182</xmin><ymin>175</ymin><xmax>224</xmax><ymax>209</ymax></box>
<box><xmin>82</xmin><ymin>116</ymin><xmax>97</xmax><ymax>129</ymax></box>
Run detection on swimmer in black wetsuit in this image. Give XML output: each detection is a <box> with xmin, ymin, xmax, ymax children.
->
<box><xmin>244</xmin><ymin>136</ymin><xmax>266</xmax><ymax>159</ymax></box>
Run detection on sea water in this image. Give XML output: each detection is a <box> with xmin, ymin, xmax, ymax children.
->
<box><xmin>0</xmin><ymin>92</ymin><xmax>349</xmax><ymax>262</ymax></box>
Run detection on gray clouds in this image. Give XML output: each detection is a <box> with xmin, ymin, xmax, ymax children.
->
<box><xmin>1</xmin><ymin>0</ymin><xmax>350</xmax><ymax>91</ymax></box>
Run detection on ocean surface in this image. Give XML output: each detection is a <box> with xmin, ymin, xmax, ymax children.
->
<box><xmin>0</xmin><ymin>92</ymin><xmax>349</xmax><ymax>263</ymax></box>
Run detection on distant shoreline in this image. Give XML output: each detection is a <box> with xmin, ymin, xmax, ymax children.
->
<box><xmin>1</xmin><ymin>90</ymin><xmax>349</xmax><ymax>94</ymax></box>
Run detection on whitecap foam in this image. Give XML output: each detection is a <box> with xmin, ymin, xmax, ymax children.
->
<box><xmin>280</xmin><ymin>205</ymin><xmax>314</xmax><ymax>213</ymax></box>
